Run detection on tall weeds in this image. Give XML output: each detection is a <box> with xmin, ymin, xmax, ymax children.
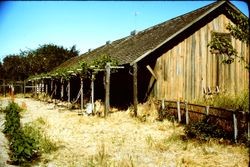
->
<box><xmin>195</xmin><ymin>90</ymin><xmax>249</xmax><ymax>112</ymax></box>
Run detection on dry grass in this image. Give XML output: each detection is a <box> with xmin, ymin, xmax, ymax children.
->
<box><xmin>1</xmin><ymin>97</ymin><xmax>248</xmax><ymax>167</ymax></box>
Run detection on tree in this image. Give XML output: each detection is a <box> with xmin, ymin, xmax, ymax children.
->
<box><xmin>208</xmin><ymin>6</ymin><xmax>249</xmax><ymax>69</ymax></box>
<box><xmin>25</xmin><ymin>44</ymin><xmax>79</xmax><ymax>75</ymax></box>
<box><xmin>2</xmin><ymin>55</ymin><xmax>28</xmax><ymax>81</ymax></box>
<box><xmin>1</xmin><ymin>44</ymin><xmax>79</xmax><ymax>81</ymax></box>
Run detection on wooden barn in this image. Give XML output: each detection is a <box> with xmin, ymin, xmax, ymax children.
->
<box><xmin>32</xmin><ymin>1</ymin><xmax>249</xmax><ymax>109</ymax></box>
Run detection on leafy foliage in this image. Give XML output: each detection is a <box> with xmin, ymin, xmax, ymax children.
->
<box><xmin>91</xmin><ymin>54</ymin><xmax>118</xmax><ymax>69</ymax></box>
<box><xmin>1</xmin><ymin>44</ymin><xmax>79</xmax><ymax>81</ymax></box>
<box><xmin>3</xmin><ymin>102</ymin><xmax>22</xmax><ymax>135</ymax></box>
<box><xmin>1</xmin><ymin>55</ymin><xmax>28</xmax><ymax>81</ymax></box>
<box><xmin>23</xmin><ymin>120</ymin><xmax>58</xmax><ymax>154</ymax></box>
<box><xmin>2</xmin><ymin>102</ymin><xmax>39</xmax><ymax>165</ymax></box>
<box><xmin>207</xmin><ymin>32</ymin><xmax>239</xmax><ymax>64</ymax></box>
<box><xmin>184</xmin><ymin>117</ymin><xmax>230</xmax><ymax>141</ymax></box>
<box><xmin>226</xmin><ymin>7</ymin><xmax>249</xmax><ymax>44</ymax></box>
<box><xmin>207</xmin><ymin>7</ymin><xmax>249</xmax><ymax>69</ymax></box>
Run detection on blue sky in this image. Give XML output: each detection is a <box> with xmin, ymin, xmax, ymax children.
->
<box><xmin>0</xmin><ymin>1</ymin><xmax>248</xmax><ymax>62</ymax></box>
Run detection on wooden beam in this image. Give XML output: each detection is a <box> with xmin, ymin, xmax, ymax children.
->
<box><xmin>105</xmin><ymin>63</ymin><xmax>111</xmax><ymax>117</ymax></box>
<box><xmin>133</xmin><ymin>63</ymin><xmax>138</xmax><ymax>117</ymax></box>
<box><xmin>146</xmin><ymin>65</ymin><xmax>157</xmax><ymax>80</ymax></box>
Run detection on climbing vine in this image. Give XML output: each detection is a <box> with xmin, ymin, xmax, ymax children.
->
<box><xmin>208</xmin><ymin>7</ymin><xmax>249</xmax><ymax>70</ymax></box>
<box><xmin>28</xmin><ymin>54</ymin><xmax>119</xmax><ymax>81</ymax></box>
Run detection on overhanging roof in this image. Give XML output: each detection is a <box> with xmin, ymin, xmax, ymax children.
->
<box><xmin>53</xmin><ymin>1</ymin><xmax>245</xmax><ymax>72</ymax></box>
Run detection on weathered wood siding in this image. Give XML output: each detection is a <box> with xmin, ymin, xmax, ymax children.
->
<box><xmin>151</xmin><ymin>14</ymin><xmax>249</xmax><ymax>101</ymax></box>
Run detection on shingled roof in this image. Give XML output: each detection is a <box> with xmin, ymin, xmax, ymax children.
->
<box><xmin>54</xmin><ymin>1</ymin><xmax>238</xmax><ymax>71</ymax></box>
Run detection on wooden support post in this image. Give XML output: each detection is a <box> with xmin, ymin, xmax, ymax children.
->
<box><xmin>3</xmin><ymin>79</ymin><xmax>6</xmax><ymax>97</ymax></box>
<box><xmin>177</xmin><ymin>101</ymin><xmax>181</xmax><ymax>123</ymax></box>
<box><xmin>55</xmin><ymin>84</ymin><xmax>57</xmax><ymax>99</ymax></box>
<box><xmin>105</xmin><ymin>63</ymin><xmax>111</xmax><ymax>117</ymax></box>
<box><xmin>42</xmin><ymin>80</ymin><xmax>44</xmax><ymax>92</ymax></box>
<box><xmin>35</xmin><ymin>81</ymin><xmax>37</xmax><ymax>97</ymax></box>
<box><xmin>67</xmin><ymin>80</ymin><xmax>70</xmax><ymax>103</ymax></box>
<box><xmin>61</xmin><ymin>78</ymin><xmax>64</xmax><ymax>99</ymax></box>
<box><xmin>45</xmin><ymin>83</ymin><xmax>48</xmax><ymax>95</ymax></box>
<box><xmin>51</xmin><ymin>79</ymin><xmax>53</xmax><ymax>92</ymax></box>
<box><xmin>54</xmin><ymin>84</ymin><xmax>57</xmax><ymax>104</ymax></box>
<box><xmin>185</xmin><ymin>101</ymin><xmax>189</xmax><ymax>125</ymax></box>
<box><xmin>205</xmin><ymin>106</ymin><xmax>209</xmax><ymax>116</ymax></box>
<box><xmin>133</xmin><ymin>63</ymin><xmax>138</xmax><ymax>117</ymax></box>
<box><xmin>31</xmin><ymin>81</ymin><xmax>34</xmax><ymax>94</ymax></box>
<box><xmin>233</xmin><ymin>112</ymin><xmax>238</xmax><ymax>143</ymax></box>
<box><xmin>23</xmin><ymin>80</ymin><xmax>26</xmax><ymax>96</ymax></box>
<box><xmin>80</xmin><ymin>77</ymin><xmax>84</xmax><ymax>111</ymax></box>
<box><xmin>91</xmin><ymin>74</ymin><xmax>95</xmax><ymax>114</ymax></box>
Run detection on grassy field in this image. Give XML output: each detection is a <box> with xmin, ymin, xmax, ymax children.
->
<box><xmin>0</xmin><ymin>97</ymin><xmax>249</xmax><ymax>166</ymax></box>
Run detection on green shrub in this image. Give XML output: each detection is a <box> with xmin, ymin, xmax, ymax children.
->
<box><xmin>2</xmin><ymin>102</ymin><xmax>39</xmax><ymax>165</ymax></box>
<box><xmin>9</xmin><ymin>130</ymin><xmax>39</xmax><ymax>164</ymax></box>
<box><xmin>23</xmin><ymin>122</ymin><xmax>58</xmax><ymax>154</ymax></box>
<box><xmin>184</xmin><ymin>117</ymin><xmax>230</xmax><ymax>141</ymax></box>
<box><xmin>2</xmin><ymin>102</ymin><xmax>21</xmax><ymax>136</ymax></box>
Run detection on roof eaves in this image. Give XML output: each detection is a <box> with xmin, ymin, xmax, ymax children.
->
<box><xmin>130</xmin><ymin>1</ymin><xmax>225</xmax><ymax>65</ymax></box>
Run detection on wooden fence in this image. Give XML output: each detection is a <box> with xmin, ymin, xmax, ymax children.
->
<box><xmin>160</xmin><ymin>100</ymin><xmax>249</xmax><ymax>142</ymax></box>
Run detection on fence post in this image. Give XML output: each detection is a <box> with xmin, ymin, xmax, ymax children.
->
<box><xmin>177</xmin><ymin>101</ymin><xmax>181</xmax><ymax>123</ymax></box>
<box><xmin>233</xmin><ymin>112</ymin><xmax>238</xmax><ymax>143</ymax></box>
<box><xmin>248</xmin><ymin>112</ymin><xmax>250</xmax><ymax>141</ymax></box>
<box><xmin>161</xmin><ymin>99</ymin><xmax>165</xmax><ymax>110</ymax></box>
<box><xmin>205</xmin><ymin>106</ymin><xmax>209</xmax><ymax>116</ymax></box>
<box><xmin>185</xmin><ymin>101</ymin><xmax>189</xmax><ymax>125</ymax></box>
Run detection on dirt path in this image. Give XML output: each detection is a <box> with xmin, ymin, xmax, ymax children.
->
<box><xmin>1</xmin><ymin>97</ymin><xmax>248</xmax><ymax>166</ymax></box>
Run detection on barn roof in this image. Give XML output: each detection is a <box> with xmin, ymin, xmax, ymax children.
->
<box><xmin>53</xmin><ymin>1</ymin><xmax>243</xmax><ymax>72</ymax></box>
